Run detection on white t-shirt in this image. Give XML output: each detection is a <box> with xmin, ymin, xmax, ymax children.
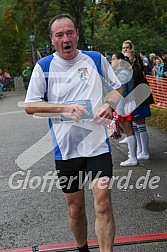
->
<box><xmin>25</xmin><ymin>50</ymin><xmax>121</xmax><ymax>160</ymax></box>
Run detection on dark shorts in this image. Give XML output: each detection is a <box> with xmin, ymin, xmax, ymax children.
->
<box><xmin>133</xmin><ymin>105</ymin><xmax>151</xmax><ymax>121</ymax></box>
<box><xmin>55</xmin><ymin>152</ymin><xmax>113</xmax><ymax>193</ymax></box>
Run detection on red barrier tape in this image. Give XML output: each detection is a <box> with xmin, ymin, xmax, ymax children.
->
<box><xmin>0</xmin><ymin>232</ymin><xmax>167</xmax><ymax>252</ymax></box>
<box><xmin>146</xmin><ymin>75</ymin><xmax>167</xmax><ymax>108</ymax></box>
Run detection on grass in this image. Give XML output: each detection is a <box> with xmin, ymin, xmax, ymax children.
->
<box><xmin>146</xmin><ymin>107</ymin><xmax>167</xmax><ymax>133</ymax></box>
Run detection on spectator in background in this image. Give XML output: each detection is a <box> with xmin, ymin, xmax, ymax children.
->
<box><xmin>125</xmin><ymin>50</ymin><xmax>154</xmax><ymax>160</ymax></box>
<box><xmin>104</xmin><ymin>51</ymin><xmax>112</xmax><ymax>62</ymax></box>
<box><xmin>110</xmin><ymin>52</ymin><xmax>138</xmax><ymax>166</ymax></box>
<box><xmin>0</xmin><ymin>69</ymin><xmax>3</xmax><ymax>84</ymax></box>
<box><xmin>140</xmin><ymin>51</ymin><xmax>149</xmax><ymax>65</ymax></box>
<box><xmin>152</xmin><ymin>56</ymin><xmax>164</xmax><ymax>77</ymax></box>
<box><xmin>110</xmin><ymin>52</ymin><xmax>131</xmax><ymax>84</ymax></box>
<box><xmin>119</xmin><ymin>39</ymin><xmax>135</xmax><ymax>144</ymax></box>
<box><xmin>122</xmin><ymin>40</ymin><xmax>134</xmax><ymax>55</ymax></box>
<box><xmin>161</xmin><ymin>51</ymin><xmax>167</xmax><ymax>77</ymax></box>
<box><xmin>142</xmin><ymin>59</ymin><xmax>152</xmax><ymax>76</ymax></box>
<box><xmin>140</xmin><ymin>51</ymin><xmax>152</xmax><ymax>75</ymax></box>
<box><xmin>3</xmin><ymin>69</ymin><xmax>11</xmax><ymax>91</ymax></box>
<box><xmin>22</xmin><ymin>66</ymin><xmax>31</xmax><ymax>91</ymax></box>
<box><xmin>0</xmin><ymin>69</ymin><xmax>4</xmax><ymax>94</ymax></box>
<box><xmin>152</xmin><ymin>56</ymin><xmax>165</xmax><ymax>106</ymax></box>
<box><xmin>149</xmin><ymin>53</ymin><xmax>156</xmax><ymax>68</ymax></box>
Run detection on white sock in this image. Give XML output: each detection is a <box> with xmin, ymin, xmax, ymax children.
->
<box><xmin>133</xmin><ymin>122</ymin><xmax>142</xmax><ymax>154</ymax></box>
<box><xmin>127</xmin><ymin>135</ymin><xmax>137</xmax><ymax>160</ymax></box>
<box><xmin>137</xmin><ymin>124</ymin><xmax>149</xmax><ymax>155</ymax></box>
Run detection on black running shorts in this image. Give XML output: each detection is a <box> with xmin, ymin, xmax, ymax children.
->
<box><xmin>55</xmin><ymin>152</ymin><xmax>113</xmax><ymax>193</ymax></box>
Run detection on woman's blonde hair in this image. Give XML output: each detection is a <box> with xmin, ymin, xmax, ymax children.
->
<box><xmin>155</xmin><ymin>56</ymin><xmax>164</xmax><ymax>64</ymax></box>
<box><xmin>122</xmin><ymin>40</ymin><xmax>134</xmax><ymax>50</ymax></box>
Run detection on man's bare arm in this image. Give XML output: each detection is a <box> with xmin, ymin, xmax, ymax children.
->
<box><xmin>24</xmin><ymin>101</ymin><xmax>89</xmax><ymax>120</ymax></box>
<box><xmin>24</xmin><ymin>101</ymin><xmax>66</xmax><ymax>115</ymax></box>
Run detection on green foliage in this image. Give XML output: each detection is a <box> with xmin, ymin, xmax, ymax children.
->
<box><xmin>0</xmin><ymin>0</ymin><xmax>16</xmax><ymax>20</ymax></box>
<box><xmin>93</xmin><ymin>21</ymin><xmax>167</xmax><ymax>55</ymax></box>
<box><xmin>0</xmin><ymin>0</ymin><xmax>167</xmax><ymax>74</ymax></box>
<box><xmin>0</xmin><ymin>19</ymin><xmax>26</xmax><ymax>76</ymax></box>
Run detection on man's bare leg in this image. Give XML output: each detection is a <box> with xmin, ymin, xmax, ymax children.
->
<box><xmin>64</xmin><ymin>189</ymin><xmax>89</xmax><ymax>249</ymax></box>
<box><xmin>92</xmin><ymin>177</ymin><xmax>115</xmax><ymax>252</ymax></box>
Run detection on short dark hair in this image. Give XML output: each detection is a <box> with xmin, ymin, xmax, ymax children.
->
<box><xmin>140</xmin><ymin>50</ymin><xmax>146</xmax><ymax>55</ymax></box>
<box><xmin>113</xmin><ymin>52</ymin><xmax>125</xmax><ymax>60</ymax></box>
<box><xmin>49</xmin><ymin>13</ymin><xmax>77</xmax><ymax>35</ymax></box>
<box><xmin>105</xmin><ymin>51</ymin><xmax>111</xmax><ymax>55</ymax></box>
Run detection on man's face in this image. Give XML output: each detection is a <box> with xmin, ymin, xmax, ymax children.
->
<box><xmin>110</xmin><ymin>54</ymin><xmax>120</xmax><ymax>69</ymax></box>
<box><xmin>51</xmin><ymin>18</ymin><xmax>79</xmax><ymax>60</ymax></box>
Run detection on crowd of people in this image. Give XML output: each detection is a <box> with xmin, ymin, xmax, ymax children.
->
<box><xmin>105</xmin><ymin>48</ymin><xmax>167</xmax><ymax>78</ymax></box>
<box><xmin>0</xmin><ymin>66</ymin><xmax>32</xmax><ymax>93</ymax></box>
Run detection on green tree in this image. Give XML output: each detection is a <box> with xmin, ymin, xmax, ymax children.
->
<box><xmin>0</xmin><ymin>0</ymin><xmax>167</xmax><ymax>75</ymax></box>
<box><xmin>0</xmin><ymin>5</ymin><xmax>25</xmax><ymax>75</ymax></box>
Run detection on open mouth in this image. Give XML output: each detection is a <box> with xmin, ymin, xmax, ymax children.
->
<box><xmin>64</xmin><ymin>45</ymin><xmax>71</xmax><ymax>51</ymax></box>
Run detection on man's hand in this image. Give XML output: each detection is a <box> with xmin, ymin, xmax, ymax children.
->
<box><xmin>62</xmin><ymin>104</ymin><xmax>89</xmax><ymax>121</ymax></box>
<box><xmin>94</xmin><ymin>103</ymin><xmax>113</xmax><ymax>125</ymax></box>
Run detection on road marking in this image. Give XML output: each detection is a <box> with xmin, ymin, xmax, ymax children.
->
<box><xmin>0</xmin><ymin>110</ymin><xmax>24</xmax><ymax>116</ymax></box>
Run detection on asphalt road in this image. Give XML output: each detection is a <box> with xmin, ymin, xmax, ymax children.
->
<box><xmin>0</xmin><ymin>91</ymin><xmax>167</xmax><ymax>251</ymax></box>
